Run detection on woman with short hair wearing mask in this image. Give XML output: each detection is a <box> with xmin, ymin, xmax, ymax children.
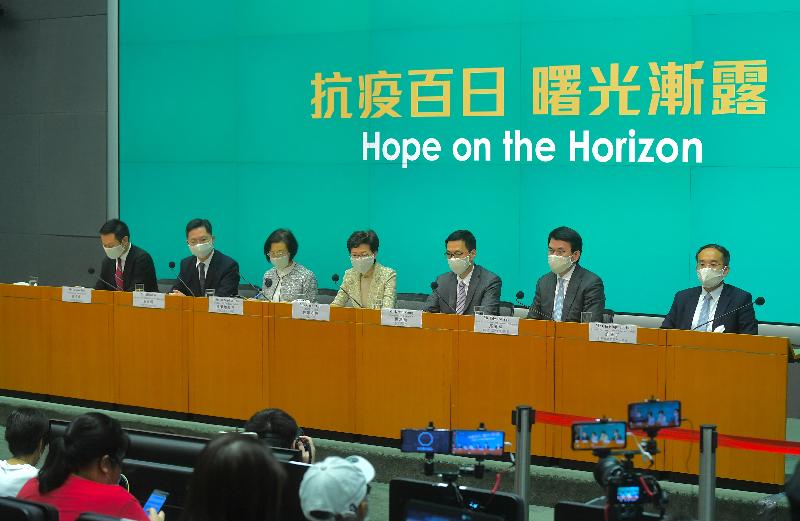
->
<box><xmin>17</xmin><ymin>412</ymin><xmax>163</xmax><ymax>521</ymax></box>
<box><xmin>331</xmin><ymin>230</ymin><xmax>396</xmax><ymax>309</ymax></box>
<box><xmin>261</xmin><ymin>228</ymin><xmax>318</xmax><ymax>302</ymax></box>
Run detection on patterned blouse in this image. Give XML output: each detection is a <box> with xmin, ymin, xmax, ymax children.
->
<box><xmin>261</xmin><ymin>262</ymin><xmax>318</xmax><ymax>302</ymax></box>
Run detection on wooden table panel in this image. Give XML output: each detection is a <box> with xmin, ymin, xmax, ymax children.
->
<box><xmin>0</xmin><ymin>285</ymin><xmax>49</xmax><ymax>394</ymax></box>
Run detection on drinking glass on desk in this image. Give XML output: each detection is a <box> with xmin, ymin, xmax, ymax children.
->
<box><xmin>473</xmin><ymin>306</ymin><xmax>485</xmax><ymax>316</ymax></box>
<box><xmin>134</xmin><ymin>284</ymin><xmax>144</xmax><ymax>292</ymax></box>
<box><xmin>205</xmin><ymin>289</ymin><xmax>215</xmax><ymax>297</ymax></box>
<box><xmin>581</xmin><ymin>311</ymin><xmax>593</xmax><ymax>323</ymax></box>
<box><xmin>28</xmin><ymin>276</ymin><xmax>38</xmax><ymax>287</ymax></box>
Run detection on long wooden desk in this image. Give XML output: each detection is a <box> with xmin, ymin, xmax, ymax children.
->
<box><xmin>0</xmin><ymin>284</ymin><xmax>790</xmax><ymax>483</ymax></box>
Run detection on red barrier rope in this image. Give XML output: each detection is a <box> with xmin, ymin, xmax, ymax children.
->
<box><xmin>535</xmin><ymin>410</ymin><xmax>800</xmax><ymax>455</ymax></box>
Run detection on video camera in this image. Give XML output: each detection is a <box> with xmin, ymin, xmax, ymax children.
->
<box><xmin>557</xmin><ymin>399</ymin><xmax>681</xmax><ymax>521</ymax></box>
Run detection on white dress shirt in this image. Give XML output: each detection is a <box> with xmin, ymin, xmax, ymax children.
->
<box><xmin>690</xmin><ymin>283</ymin><xmax>725</xmax><ymax>332</ymax></box>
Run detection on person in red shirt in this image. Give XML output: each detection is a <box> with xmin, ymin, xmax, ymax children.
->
<box><xmin>17</xmin><ymin>412</ymin><xmax>163</xmax><ymax>521</ymax></box>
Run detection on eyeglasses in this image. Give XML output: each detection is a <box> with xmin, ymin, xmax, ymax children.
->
<box><xmin>351</xmin><ymin>252</ymin><xmax>374</xmax><ymax>259</ymax></box>
<box><xmin>697</xmin><ymin>261</ymin><xmax>725</xmax><ymax>269</ymax></box>
<box><xmin>444</xmin><ymin>251</ymin><xmax>469</xmax><ymax>259</ymax></box>
<box><xmin>268</xmin><ymin>251</ymin><xmax>289</xmax><ymax>258</ymax></box>
<box><xmin>188</xmin><ymin>237</ymin><xmax>211</xmax><ymax>246</ymax></box>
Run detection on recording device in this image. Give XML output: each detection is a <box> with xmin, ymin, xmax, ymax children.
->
<box><xmin>528</xmin><ymin>306</ymin><xmax>553</xmax><ymax>320</ymax></box>
<box><xmin>451</xmin><ymin>430</ymin><xmax>504</xmax><ymax>456</ymax></box>
<box><xmin>430</xmin><ymin>281</ymin><xmax>457</xmax><ymax>314</ymax></box>
<box><xmin>571</xmin><ymin>421</ymin><xmax>627</xmax><ymax>451</ymax></box>
<box><xmin>168</xmin><ymin>261</ymin><xmax>195</xmax><ymax>297</ymax></box>
<box><xmin>404</xmin><ymin>500</ymin><xmax>503</xmax><ymax>521</ymax></box>
<box><xmin>143</xmin><ymin>489</ymin><xmax>169</xmax><ymax>513</ymax></box>
<box><xmin>401</xmin><ymin>429</ymin><xmax>451</xmax><ymax>454</ymax></box>
<box><xmin>88</xmin><ymin>267</ymin><xmax>116</xmax><ymax>291</ymax></box>
<box><xmin>332</xmin><ymin>273</ymin><xmax>362</xmax><ymax>308</ymax></box>
<box><xmin>557</xmin><ymin>401</ymin><xmax>675</xmax><ymax>521</ymax></box>
<box><xmin>692</xmin><ymin>296</ymin><xmax>765</xmax><ymax>331</ymax></box>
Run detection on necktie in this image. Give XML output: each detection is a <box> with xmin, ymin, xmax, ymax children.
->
<box><xmin>553</xmin><ymin>277</ymin><xmax>566</xmax><ymax>321</ymax></box>
<box><xmin>115</xmin><ymin>258</ymin><xmax>123</xmax><ymax>290</ymax></box>
<box><xmin>697</xmin><ymin>293</ymin><xmax>713</xmax><ymax>331</ymax></box>
<box><xmin>199</xmin><ymin>263</ymin><xmax>206</xmax><ymax>293</ymax></box>
<box><xmin>455</xmin><ymin>280</ymin><xmax>467</xmax><ymax>315</ymax></box>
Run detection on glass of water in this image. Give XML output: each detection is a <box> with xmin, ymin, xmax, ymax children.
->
<box><xmin>134</xmin><ymin>284</ymin><xmax>144</xmax><ymax>292</ymax></box>
<box><xmin>473</xmin><ymin>306</ymin><xmax>485</xmax><ymax>316</ymax></box>
<box><xmin>205</xmin><ymin>289</ymin><xmax>216</xmax><ymax>297</ymax></box>
<box><xmin>28</xmin><ymin>276</ymin><xmax>39</xmax><ymax>287</ymax></box>
<box><xmin>581</xmin><ymin>311</ymin><xmax>593</xmax><ymax>323</ymax></box>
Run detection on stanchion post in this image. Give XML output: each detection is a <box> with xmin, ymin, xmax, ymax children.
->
<box><xmin>512</xmin><ymin>405</ymin><xmax>534</xmax><ymax>521</ymax></box>
<box><xmin>699</xmin><ymin>424</ymin><xmax>718</xmax><ymax>521</ymax></box>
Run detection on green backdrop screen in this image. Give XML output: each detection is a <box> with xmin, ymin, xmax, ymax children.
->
<box><xmin>120</xmin><ymin>1</ymin><xmax>800</xmax><ymax>322</ymax></box>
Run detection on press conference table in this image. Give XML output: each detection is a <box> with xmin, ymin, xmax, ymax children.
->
<box><xmin>0</xmin><ymin>284</ymin><xmax>790</xmax><ymax>484</ymax></box>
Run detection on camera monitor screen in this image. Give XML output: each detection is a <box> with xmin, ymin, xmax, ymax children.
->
<box><xmin>405</xmin><ymin>500</ymin><xmax>504</xmax><ymax>521</ymax></box>
<box><xmin>615</xmin><ymin>485</ymin><xmax>641</xmax><ymax>504</ymax></box>
<box><xmin>628</xmin><ymin>400</ymin><xmax>681</xmax><ymax>429</ymax></box>
<box><xmin>401</xmin><ymin>429</ymin><xmax>451</xmax><ymax>454</ymax></box>
<box><xmin>451</xmin><ymin>430</ymin><xmax>504</xmax><ymax>456</ymax></box>
<box><xmin>571</xmin><ymin>421</ymin><xmax>627</xmax><ymax>451</ymax></box>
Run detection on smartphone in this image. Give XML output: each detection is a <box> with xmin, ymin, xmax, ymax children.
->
<box><xmin>143</xmin><ymin>489</ymin><xmax>169</xmax><ymax>513</ymax></box>
<box><xmin>400</xmin><ymin>429</ymin><xmax>451</xmax><ymax>453</ymax></box>
<box><xmin>451</xmin><ymin>430</ymin><xmax>504</xmax><ymax>456</ymax></box>
<box><xmin>571</xmin><ymin>421</ymin><xmax>627</xmax><ymax>451</ymax></box>
<box><xmin>628</xmin><ymin>400</ymin><xmax>681</xmax><ymax>429</ymax></box>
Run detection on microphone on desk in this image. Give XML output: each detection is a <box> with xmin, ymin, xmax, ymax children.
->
<box><xmin>430</xmin><ymin>281</ymin><xmax>457</xmax><ymax>314</ymax></box>
<box><xmin>238</xmin><ymin>272</ymin><xmax>263</xmax><ymax>299</ymax></box>
<box><xmin>691</xmin><ymin>296</ymin><xmax>765</xmax><ymax>331</ymax></box>
<box><xmin>168</xmin><ymin>261</ymin><xmax>196</xmax><ymax>297</ymax></box>
<box><xmin>256</xmin><ymin>278</ymin><xmax>273</xmax><ymax>300</ymax></box>
<box><xmin>332</xmin><ymin>274</ymin><xmax>362</xmax><ymax>308</ymax></box>
<box><xmin>515</xmin><ymin>290</ymin><xmax>528</xmax><ymax>309</ymax></box>
<box><xmin>88</xmin><ymin>267</ymin><xmax>117</xmax><ymax>291</ymax></box>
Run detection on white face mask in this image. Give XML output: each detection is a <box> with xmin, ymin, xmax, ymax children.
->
<box><xmin>351</xmin><ymin>255</ymin><xmax>375</xmax><ymax>275</ymax></box>
<box><xmin>448</xmin><ymin>255</ymin><xmax>472</xmax><ymax>276</ymax></box>
<box><xmin>104</xmin><ymin>243</ymin><xmax>126</xmax><ymax>260</ymax></box>
<box><xmin>271</xmin><ymin>254</ymin><xmax>291</xmax><ymax>270</ymax></box>
<box><xmin>697</xmin><ymin>266</ymin><xmax>725</xmax><ymax>288</ymax></box>
<box><xmin>548</xmin><ymin>254</ymin><xmax>574</xmax><ymax>274</ymax></box>
<box><xmin>189</xmin><ymin>240</ymin><xmax>214</xmax><ymax>259</ymax></box>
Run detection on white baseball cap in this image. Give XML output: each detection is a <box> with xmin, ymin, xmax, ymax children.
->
<box><xmin>299</xmin><ymin>456</ymin><xmax>375</xmax><ymax>520</ymax></box>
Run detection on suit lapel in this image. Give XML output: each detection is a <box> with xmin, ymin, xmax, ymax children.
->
<box><xmin>445</xmin><ymin>272</ymin><xmax>458</xmax><ymax>313</ymax></box>
<box><xmin>205</xmin><ymin>251</ymin><xmax>219</xmax><ymax>287</ymax></box>
<box><xmin>683</xmin><ymin>287</ymin><xmax>702</xmax><ymax>329</ymax></box>
<box><xmin>541</xmin><ymin>272</ymin><xmax>557</xmax><ymax>314</ymax></box>
<box><xmin>713</xmin><ymin>285</ymin><xmax>732</xmax><ymax>328</ymax></box>
<box><xmin>463</xmin><ymin>265</ymin><xmax>481</xmax><ymax>312</ymax></box>
<box><xmin>561</xmin><ymin>265</ymin><xmax>583</xmax><ymax>318</ymax></box>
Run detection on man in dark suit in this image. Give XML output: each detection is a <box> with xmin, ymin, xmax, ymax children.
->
<box><xmin>661</xmin><ymin>244</ymin><xmax>757</xmax><ymax>334</ymax></box>
<box><xmin>170</xmin><ymin>218</ymin><xmax>240</xmax><ymax>298</ymax></box>
<box><xmin>527</xmin><ymin>226</ymin><xmax>605</xmax><ymax>322</ymax></box>
<box><xmin>425</xmin><ymin>229</ymin><xmax>501</xmax><ymax>315</ymax></box>
<box><xmin>94</xmin><ymin>219</ymin><xmax>158</xmax><ymax>292</ymax></box>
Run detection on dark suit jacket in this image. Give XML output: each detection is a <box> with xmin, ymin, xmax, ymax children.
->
<box><xmin>94</xmin><ymin>244</ymin><xmax>158</xmax><ymax>292</ymax></box>
<box><xmin>661</xmin><ymin>284</ymin><xmax>757</xmax><ymax>335</ymax></box>
<box><xmin>527</xmin><ymin>264</ymin><xmax>605</xmax><ymax>322</ymax></box>
<box><xmin>171</xmin><ymin>249</ymin><xmax>240</xmax><ymax>298</ymax></box>
<box><xmin>424</xmin><ymin>265</ymin><xmax>502</xmax><ymax>315</ymax></box>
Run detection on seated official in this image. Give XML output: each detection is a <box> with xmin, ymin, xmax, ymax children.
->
<box><xmin>528</xmin><ymin>226</ymin><xmax>605</xmax><ymax>322</ymax></box>
<box><xmin>17</xmin><ymin>413</ymin><xmax>163</xmax><ymax>521</ymax></box>
<box><xmin>0</xmin><ymin>408</ymin><xmax>49</xmax><ymax>497</ymax></box>
<box><xmin>94</xmin><ymin>219</ymin><xmax>157</xmax><ymax>292</ymax></box>
<box><xmin>261</xmin><ymin>229</ymin><xmax>317</xmax><ymax>302</ymax></box>
<box><xmin>170</xmin><ymin>218</ymin><xmax>240</xmax><ymax>297</ymax></box>
<box><xmin>331</xmin><ymin>230</ymin><xmax>396</xmax><ymax>309</ymax></box>
<box><xmin>425</xmin><ymin>229</ymin><xmax>501</xmax><ymax>315</ymax></box>
<box><xmin>661</xmin><ymin>244</ymin><xmax>757</xmax><ymax>334</ymax></box>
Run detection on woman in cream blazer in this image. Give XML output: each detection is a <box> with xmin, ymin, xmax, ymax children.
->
<box><xmin>331</xmin><ymin>230</ymin><xmax>396</xmax><ymax>309</ymax></box>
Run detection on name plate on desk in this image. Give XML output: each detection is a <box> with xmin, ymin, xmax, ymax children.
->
<box><xmin>133</xmin><ymin>292</ymin><xmax>165</xmax><ymax>309</ymax></box>
<box><xmin>292</xmin><ymin>301</ymin><xmax>330</xmax><ymax>321</ymax></box>
<box><xmin>589</xmin><ymin>322</ymin><xmax>637</xmax><ymax>344</ymax></box>
<box><xmin>474</xmin><ymin>314</ymin><xmax>519</xmax><ymax>336</ymax></box>
<box><xmin>381</xmin><ymin>308</ymin><xmax>423</xmax><ymax>328</ymax></box>
<box><xmin>209</xmin><ymin>296</ymin><xmax>244</xmax><ymax>316</ymax></box>
<box><xmin>61</xmin><ymin>286</ymin><xmax>92</xmax><ymax>304</ymax></box>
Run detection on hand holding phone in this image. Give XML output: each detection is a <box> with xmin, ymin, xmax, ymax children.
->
<box><xmin>143</xmin><ymin>489</ymin><xmax>168</xmax><ymax>516</ymax></box>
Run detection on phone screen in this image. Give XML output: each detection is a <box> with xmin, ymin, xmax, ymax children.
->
<box><xmin>571</xmin><ymin>421</ymin><xmax>627</xmax><ymax>450</ymax></box>
<box><xmin>143</xmin><ymin>489</ymin><xmax>169</xmax><ymax>513</ymax></box>
<box><xmin>400</xmin><ymin>429</ymin><xmax>451</xmax><ymax>453</ymax></box>
<box><xmin>451</xmin><ymin>430</ymin><xmax>504</xmax><ymax>456</ymax></box>
<box><xmin>628</xmin><ymin>400</ymin><xmax>681</xmax><ymax>429</ymax></box>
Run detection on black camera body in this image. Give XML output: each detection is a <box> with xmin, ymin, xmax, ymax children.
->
<box><xmin>596</xmin><ymin>453</ymin><xmax>667</xmax><ymax>521</ymax></box>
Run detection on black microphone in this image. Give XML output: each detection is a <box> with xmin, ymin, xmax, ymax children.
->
<box><xmin>168</xmin><ymin>261</ymin><xmax>196</xmax><ymax>297</ymax></box>
<box><xmin>238</xmin><ymin>272</ymin><xmax>262</xmax><ymax>298</ymax></box>
<box><xmin>88</xmin><ymin>267</ymin><xmax>116</xmax><ymax>291</ymax></box>
<box><xmin>692</xmin><ymin>296</ymin><xmax>765</xmax><ymax>331</ymax></box>
<box><xmin>255</xmin><ymin>278</ymin><xmax>273</xmax><ymax>300</ymax></box>
<box><xmin>332</xmin><ymin>274</ymin><xmax>362</xmax><ymax>308</ymax></box>
<box><xmin>430</xmin><ymin>281</ymin><xmax>457</xmax><ymax>314</ymax></box>
<box><xmin>528</xmin><ymin>306</ymin><xmax>554</xmax><ymax>321</ymax></box>
<box><xmin>515</xmin><ymin>290</ymin><xmax>528</xmax><ymax>308</ymax></box>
